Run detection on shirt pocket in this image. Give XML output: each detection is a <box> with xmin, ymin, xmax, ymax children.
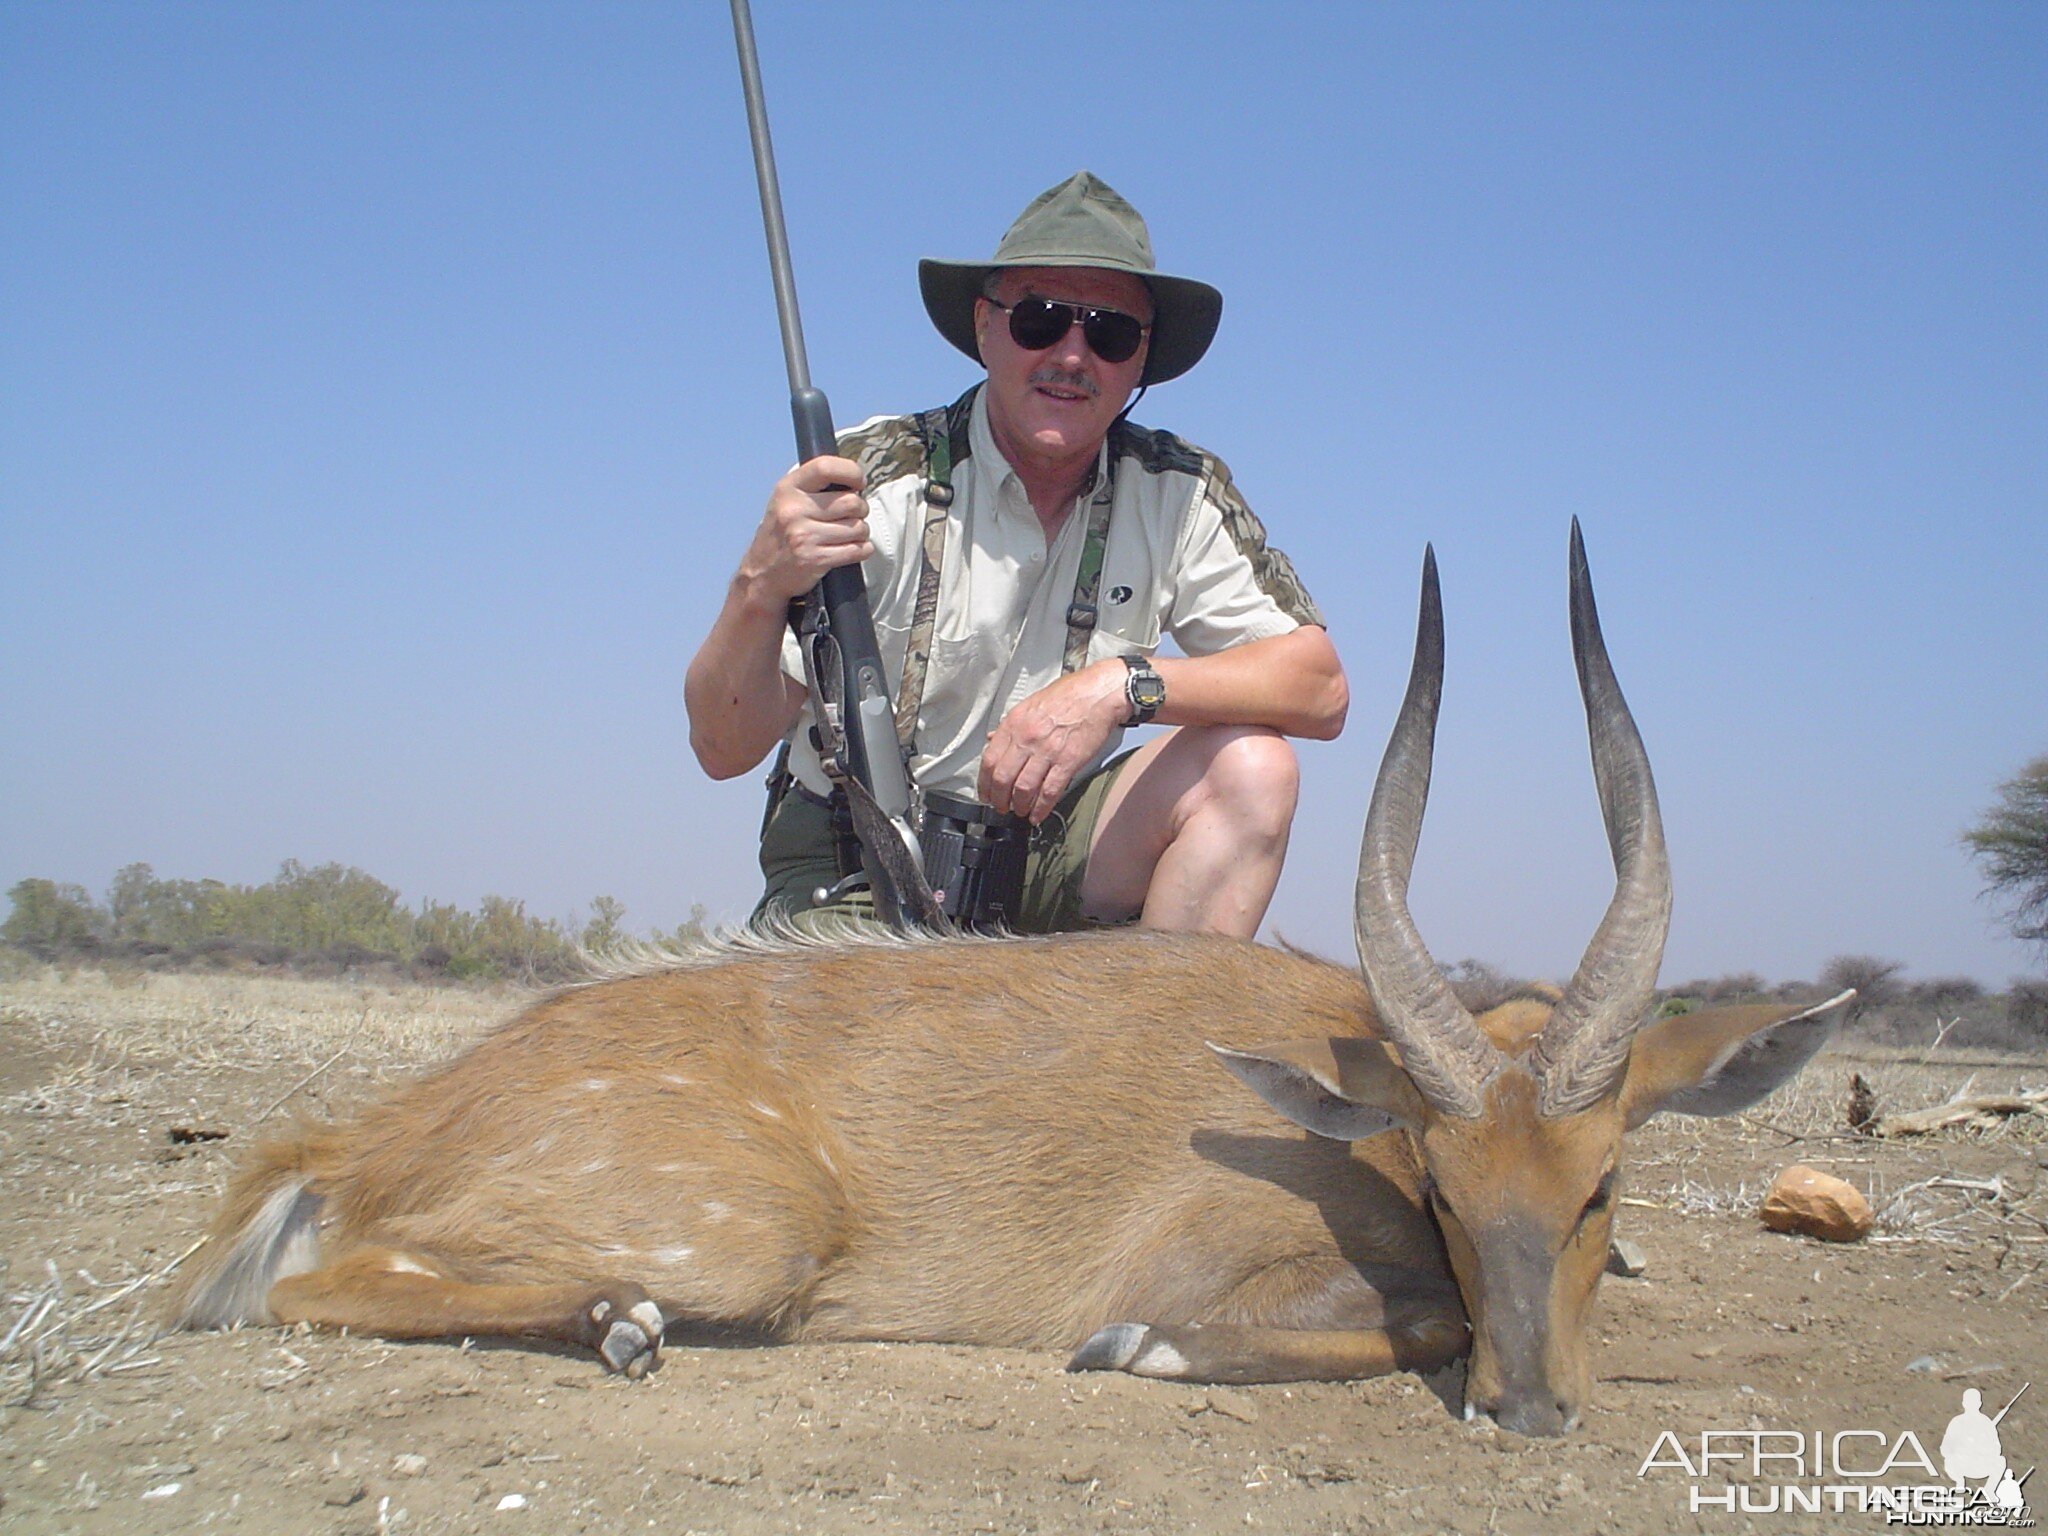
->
<box><xmin>1088</xmin><ymin>546</ymin><xmax>1163</xmax><ymax>658</ymax></box>
<box><xmin>893</xmin><ymin>625</ymin><xmax>993</xmax><ymax>763</ymax></box>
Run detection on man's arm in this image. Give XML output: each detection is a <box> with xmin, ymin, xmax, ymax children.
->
<box><xmin>979</xmin><ymin>626</ymin><xmax>1348</xmax><ymax>823</ymax></box>
<box><xmin>1148</xmin><ymin>625</ymin><xmax>1347</xmax><ymax>738</ymax></box>
<box><xmin>684</xmin><ymin>455</ymin><xmax>870</xmax><ymax>781</ymax></box>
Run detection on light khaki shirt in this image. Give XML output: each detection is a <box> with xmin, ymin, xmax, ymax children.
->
<box><xmin>780</xmin><ymin>386</ymin><xmax>1322</xmax><ymax>801</ymax></box>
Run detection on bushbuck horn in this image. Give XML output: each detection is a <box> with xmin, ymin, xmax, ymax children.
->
<box><xmin>1353</xmin><ymin>546</ymin><xmax>1506</xmax><ymax>1118</ymax></box>
<box><xmin>1530</xmin><ymin>519</ymin><xmax>1673</xmax><ymax>1116</ymax></box>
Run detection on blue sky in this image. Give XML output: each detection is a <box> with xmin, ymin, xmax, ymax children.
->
<box><xmin>3</xmin><ymin>2</ymin><xmax>2042</xmax><ymax>985</ymax></box>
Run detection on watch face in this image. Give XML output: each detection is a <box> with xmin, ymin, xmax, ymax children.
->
<box><xmin>1128</xmin><ymin>662</ymin><xmax>1166</xmax><ymax>717</ymax></box>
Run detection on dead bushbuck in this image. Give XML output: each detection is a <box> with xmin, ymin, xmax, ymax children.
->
<box><xmin>173</xmin><ymin>524</ymin><xmax>1848</xmax><ymax>1435</ymax></box>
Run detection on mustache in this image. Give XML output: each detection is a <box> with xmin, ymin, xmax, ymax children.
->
<box><xmin>1028</xmin><ymin>366</ymin><xmax>1099</xmax><ymax>398</ymax></box>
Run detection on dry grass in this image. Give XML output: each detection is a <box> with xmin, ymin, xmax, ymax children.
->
<box><xmin>1721</xmin><ymin>1039</ymin><xmax>2048</xmax><ymax>1143</ymax></box>
<box><xmin>1613</xmin><ymin>1037</ymin><xmax>2047</xmax><ymax>1253</ymax></box>
<box><xmin>0</xmin><ymin>961</ymin><xmax>526</xmax><ymax>1072</ymax></box>
<box><xmin>0</xmin><ymin>964</ymin><xmax>537</xmax><ymax>1412</ymax></box>
<box><xmin>0</xmin><ymin>1244</ymin><xmax>203</xmax><ymax>1409</ymax></box>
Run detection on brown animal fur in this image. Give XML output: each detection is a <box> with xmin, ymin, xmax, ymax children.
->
<box><xmin>175</xmin><ymin>933</ymin><xmax>1455</xmax><ymax>1356</ymax></box>
<box><xmin>170</xmin><ymin>926</ymin><xmax>1840</xmax><ymax>1432</ymax></box>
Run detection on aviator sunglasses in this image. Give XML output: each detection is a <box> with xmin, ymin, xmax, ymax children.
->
<box><xmin>986</xmin><ymin>296</ymin><xmax>1151</xmax><ymax>365</ymax></box>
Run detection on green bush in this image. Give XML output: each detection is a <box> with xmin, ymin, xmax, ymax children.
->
<box><xmin>2</xmin><ymin>863</ymin><xmax>680</xmax><ymax>984</ymax></box>
<box><xmin>2</xmin><ymin>879</ymin><xmax>107</xmax><ymax>953</ymax></box>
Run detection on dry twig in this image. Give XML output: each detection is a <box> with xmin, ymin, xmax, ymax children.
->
<box><xmin>250</xmin><ymin>1006</ymin><xmax>368</xmax><ymax>1125</ymax></box>
<box><xmin>1878</xmin><ymin>1089</ymin><xmax>2048</xmax><ymax>1138</ymax></box>
<box><xmin>1916</xmin><ymin>1015</ymin><xmax>1963</xmax><ymax>1065</ymax></box>
<box><xmin>1739</xmin><ymin>1112</ymin><xmax>1867</xmax><ymax>1146</ymax></box>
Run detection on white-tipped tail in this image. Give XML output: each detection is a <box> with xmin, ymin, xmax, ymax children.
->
<box><xmin>174</xmin><ymin>1179</ymin><xmax>323</xmax><ymax>1329</ymax></box>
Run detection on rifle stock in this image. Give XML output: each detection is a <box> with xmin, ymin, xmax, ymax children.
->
<box><xmin>790</xmin><ymin>386</ymin><xmax>895</xmax><ymax>817</ymax></box>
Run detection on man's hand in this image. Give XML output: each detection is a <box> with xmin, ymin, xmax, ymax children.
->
<box><xmin>979</xmin><ymin>660</ymin><xmax>1130</xmax><ymax>824</ymax></box>
<box><xmin>739</xmin><ymin>455</ymin><xmax>873</xmax><ymax>605</ymax></box>
<box><xmin>684</xmin><ymin>455</ymin><xmax>869</xmax><ymax>781</ymax></box>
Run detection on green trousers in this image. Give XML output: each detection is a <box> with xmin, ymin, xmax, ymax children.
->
<box><xmin>754</xmin><ymin>749</ymin><xmax>1139</xmax><ymax>935</ymax></box>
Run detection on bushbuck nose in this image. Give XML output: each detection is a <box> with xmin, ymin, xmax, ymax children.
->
<box><xmin>1488</xmin><ymin>1393</ymin><xmax>1572</xmax><ymax>1438</ymax></box>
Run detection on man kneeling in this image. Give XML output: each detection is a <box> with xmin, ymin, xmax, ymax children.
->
<box><xmin>686</xmin><ymin>172</ymin><xmax>1346</xmax><ymax>937</ymax></box>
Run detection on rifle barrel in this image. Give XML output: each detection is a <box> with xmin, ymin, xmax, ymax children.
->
<box><xmin>1992</xmin><ymin>1382</ymin><xmax>2029</xmax><ymax>1425</ymax></box>
<box><xmin>728</xmin><ymin>0</ymin><xmax>812</xmax><ymax>398</ymax></box>
<box><xmin>724</xmin><ymin>0</ymin><xmax>932</xmax><ymax>928</ymax></box>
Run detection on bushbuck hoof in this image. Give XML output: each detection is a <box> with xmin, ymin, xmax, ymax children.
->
<box><xmin>1067</xmin><ymin>1323</ymin><xmax>1192</xmax><ymax>1379</ymax></box>
<box><xmin>583</xmin><ymin>1287</ymin><xmax>664</xmax><ymax>1378</ymax></box>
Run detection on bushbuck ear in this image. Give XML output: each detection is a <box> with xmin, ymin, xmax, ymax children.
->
<box><xmin>1208</xmin><ymin>1037</ymin><xmax>1425</xmax><ymax>1142</ymax></box>
<box><xmin>1620</xmin><ymin>991</ymin><xmax>1854</xmax><ymax>1129</ymax></box>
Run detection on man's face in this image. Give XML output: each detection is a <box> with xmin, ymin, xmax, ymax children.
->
<box><xmin>973</xmin><ymin>266</ymin><xmax>1153</xmax><ymax>472</ymax></box>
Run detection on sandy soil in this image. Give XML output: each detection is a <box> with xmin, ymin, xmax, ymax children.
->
<box><xmin>2</xmin><ymin>963</ymin><xmax>2044</xmax><ymax>1535</ymax></box>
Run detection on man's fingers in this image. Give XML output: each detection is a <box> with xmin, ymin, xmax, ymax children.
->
<box><xmin>769</xmin><ymin>484</ymin><xmax>868</xmax><ymax>569</ymax></box>
<box><xmin>748</xmin><ymin>461</ymin><xmax>876</xmax><ymax>602</ymax></box>
<box><xmin>822</xmin><ymin>539</ymin><xmax>873</xmax><ymax>567</ymax></box>
<box><xmin>981</xmin><ymin>736</ymin><xmax>1078</xmax><ymax>825</ymax></box>
<box><xmin>790</xmin><ymin>455</ymin><xmax>864</xmax><ymax>496</ymax></box>
<box><xmin>806</xmin><ymin>513</ymin><xmax>869</xmax><ymax>547</ymax></box>
<box><xmin>1007</xmin><ymin>756</ymin><xmax>1050</xmax><ymax>821</ymax></box>
<box><xmin>978</xmin><ymin>740</ymin><xmax>1021</xmax><ymax>816</ymax></box>
<box><xmin>772</xmin><ymin>490</ymin><xmax>865</xmax><ymax>529</ymax></box>
<box><xmin>1028</xmin><ymin>762</ymin><xmax>1076</xmax><ymax>825</ymax></box>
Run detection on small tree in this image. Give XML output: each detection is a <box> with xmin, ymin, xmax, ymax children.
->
<box><xmin>581</xmin><ymin>895</ymin><xmax>628</xmax><ymax>953</ymax></box>
<box><xmin>1906</xmin><ymin>975</ymin><xmax>1983</xmax><ymax>1007</ymax></box>
<box><xmin>1819</xmin><ymin>954</ymin><xmax>1904</xmax><ymax>1014</ymax></box>
<box><xmin>659</xmin><ymin>903</ymin><xmax>713</xmax><ymax>950</ymax></box>
<box><xmin>2011</xmin><ymin>978</ymin><xmax>2048</xmax><ymax>1036</ymax></box>
<box><xmin>3</xmin><ymin>879</ymin><xmax>107</xmax><ymax>952</ymax></box>
<box><xmin>1443</xmin><ymin>958</ymin><xmax>1522</xmax><ymax>1012</ymax></box>
<box><xmin>1964</xmin><ymin>754</ymin><xmax>2048</xmax><ymax>958</ymax></box>
<box><xmin>106</xmin><ymin>862</ymin><xmax>157</xmax><ymax>940</ymax></box>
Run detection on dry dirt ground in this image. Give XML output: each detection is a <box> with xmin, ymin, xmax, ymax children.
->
<box><xmin>2</xmin><ymin>963</ymin><xmax>2045</xmax><ymax>1536</ymax></box>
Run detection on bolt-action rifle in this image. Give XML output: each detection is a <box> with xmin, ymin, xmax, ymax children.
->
<box><xmin>727</xmin><ymin>0</ymin><xmax>942</xmax><ymax>930</ymax></box>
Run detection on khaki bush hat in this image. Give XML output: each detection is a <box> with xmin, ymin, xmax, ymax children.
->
<box><xmin>919</xmin><ymin>171</ymin><xmax>1223</xmax><ymax>387</ymax></box>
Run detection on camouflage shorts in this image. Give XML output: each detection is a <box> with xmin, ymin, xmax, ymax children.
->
<box><xmin>754</xmin><ymin>749</ymin><xmax>1140</xmax><ymax>935</ymax></box>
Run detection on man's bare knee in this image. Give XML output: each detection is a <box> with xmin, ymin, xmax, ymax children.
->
<box><xmin>1191</xmin><ymin>727</ymin><xmax>1299</xmax><ymax>835</ymax></box>
<box><xmin>1080</xmin><ymin>727</ymin><xmax>1302</xmax><ymax>934</ymax></box>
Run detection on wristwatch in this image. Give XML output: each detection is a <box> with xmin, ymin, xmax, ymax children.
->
<box><xmin>1120</xmin><ymin>654</ymin><xmax>1166</xmax><ymax>726</ymax></box>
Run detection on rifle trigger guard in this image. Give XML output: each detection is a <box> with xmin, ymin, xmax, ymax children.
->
<box><xmin>810</xmin><ymin>872</ymin><xmax>870</xmax><ymax>908</ymax></box>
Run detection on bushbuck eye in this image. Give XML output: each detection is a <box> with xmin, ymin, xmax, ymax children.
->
<box><xmin>1581</xmin><ymin>1173</ymin><xmax>1615</xmax><ymax>1222</ymax></box>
